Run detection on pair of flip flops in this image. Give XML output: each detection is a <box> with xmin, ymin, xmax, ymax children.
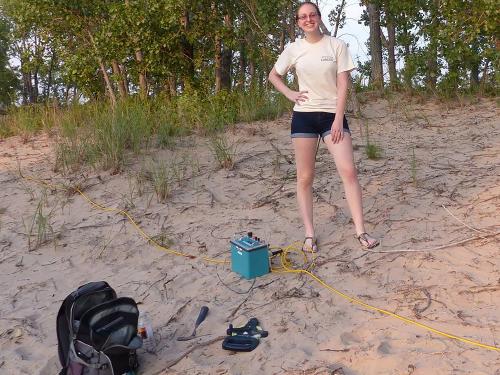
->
<box><xmin>302</xmin><ymin>234</ymin><xmax>379</xmax><ymax>252</ymax></box>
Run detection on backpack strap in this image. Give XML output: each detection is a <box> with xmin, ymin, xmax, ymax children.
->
<box><xmin>56</xmin><ymin>293</ymin><xmax>75</xmax><ymax>370</ymax></box>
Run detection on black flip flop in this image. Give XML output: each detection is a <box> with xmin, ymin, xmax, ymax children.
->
<box><xmin>222</xmin><ymin>335</ymin><xmax>259</xmax><ymax>352</ymax></box>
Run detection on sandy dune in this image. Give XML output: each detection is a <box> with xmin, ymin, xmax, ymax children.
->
<box><xmin>0</xmin><ymin>96</ymin><xmax>499</xmax><ymax>374</ymax></box>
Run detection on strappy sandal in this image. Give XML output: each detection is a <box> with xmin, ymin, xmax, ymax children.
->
<box><xmin>302</xmin><ymin>236</ymin><xmax>318</xmax><ymax>253</ymax></box>
<box><xmin>356</xmin><ymin>233</ymin><xmax>380</xmax><ymax>249</ymax></box>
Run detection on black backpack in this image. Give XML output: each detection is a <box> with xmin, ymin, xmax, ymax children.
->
<box><xmin>57</xmin><ymin>281</ymin><xmax>142</xmax><ymax>375</ymax></box>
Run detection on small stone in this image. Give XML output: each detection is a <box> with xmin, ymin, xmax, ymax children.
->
<box><xmin>377</xmin><ymin>341</ymin><xmax>391</xmax><ymax>354</ymax></box>
<box><xmin>340</xmin><ymin>332</ymin><xmax>361</xmax><ymax>345</ymax></box>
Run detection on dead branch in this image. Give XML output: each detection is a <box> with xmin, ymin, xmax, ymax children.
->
<box><xmin>413</xmin><ymin>288</ymin><xmax>432</xmax><ymax>318</ymax></box>
<box><xmin>159</xmin><ymin>335</ymin><xmax>226</xmax><ymax>371</ymax></box>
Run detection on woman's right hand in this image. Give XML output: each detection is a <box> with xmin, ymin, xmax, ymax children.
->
<box><xmin>286</xmin><ymin>90</ymin><xmax>308</xmax><ymax>105</ymax></box>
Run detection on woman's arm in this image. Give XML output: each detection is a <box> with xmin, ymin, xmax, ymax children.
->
<box><xmin>330</xmin><ymin>70</ymin><xmax>350</xmax><ymax>143</ymax></box>
<box><xmin>268</xmin><ymin>67</ymin><xmax>308</xmax><ymax>105</ymax></box>
<box><xmin>335</xmin><ymin>71</ymin><xmax>349</xmax><ymax>118</ymax></box>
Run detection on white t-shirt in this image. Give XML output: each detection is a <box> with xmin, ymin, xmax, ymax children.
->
<box><xmin>274</xmin><ymin>35</ymin><xmax>355</xmax><ymax>113</ymax></box>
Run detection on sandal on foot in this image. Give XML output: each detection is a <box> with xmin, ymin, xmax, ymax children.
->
<box><xmin>356</xmin><ymin>233</ymin><xmax>380</xmax><ymax>249</ymax></box>
<box><xmin>302</xmin><ymin>237</ymin><xmax>318</xmax><ymax>253</ymax></box>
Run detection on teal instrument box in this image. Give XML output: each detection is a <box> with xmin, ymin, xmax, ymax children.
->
<box><xmin>230</xmin><ymin>234</ymin><xmax>270</xmax><ymax>279</ymax></box>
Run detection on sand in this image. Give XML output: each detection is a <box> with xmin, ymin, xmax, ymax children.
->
<box><xmin>0</xmin><ymin>96</ymin><xmax>499</xmax><ymax>375</ymax></box>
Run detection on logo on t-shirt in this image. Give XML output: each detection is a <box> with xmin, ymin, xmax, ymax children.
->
<box><xmin>321</xmin><ymin>56</ymin><xmax>335</xmax><ymax>62</ymax></box>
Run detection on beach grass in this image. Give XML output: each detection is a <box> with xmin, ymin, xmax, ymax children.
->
<box><xmin>2</xmin><ymin>90</ymin><xmax>291</xmax><ymax>172</ymax></box>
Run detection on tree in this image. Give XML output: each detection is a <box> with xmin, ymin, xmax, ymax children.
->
<box><xmin>364</xmin><ymin>1</ymin><xmax>384</xmax><ymax>89</ymax></box>
<box><xmin>0</xmin><ymin>14</ymin><xmax>18</xmax><ymax>106</ymax></box>
<box><xmin>328</xmin><ymin>0</ymin><xmax>346</xmax><ymax>37</ymax></box>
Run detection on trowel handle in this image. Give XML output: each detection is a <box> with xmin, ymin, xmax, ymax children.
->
<box><xmin>195</xmin><ymin>306</ymin><xmax>209</xmax><ymax>327</ymax></box>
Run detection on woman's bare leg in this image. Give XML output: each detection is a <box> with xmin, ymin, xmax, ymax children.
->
<box><xmin>292</xmin><ymin>137</ymin><xmax>318</xmax><ymax>240</ymax></box>
<box><xmin>324</xmin><ymin>134</ymin><xmax>377</xmax><ymax>245</ymax></box>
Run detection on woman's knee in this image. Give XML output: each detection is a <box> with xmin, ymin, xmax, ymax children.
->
<box><xmin>297</xmin><ymin>171</ymin><xmax>314</xmax><ymax>188</ymax></box>
<box><xmin>338</xmin><ymin>166</ymin><xmax>357</xmax><ymax>182</ymax></box>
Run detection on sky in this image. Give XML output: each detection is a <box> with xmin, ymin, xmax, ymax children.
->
<box><xmin>317</xmin><ymin>1</ymin><xmax>370</xmax><ymax>64</ymax></box>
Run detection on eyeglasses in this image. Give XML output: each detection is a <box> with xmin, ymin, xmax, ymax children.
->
<box><xmin>297</xmin><ymin>12</ymin><xmax>318</xmax><ymax>21</ymax></box>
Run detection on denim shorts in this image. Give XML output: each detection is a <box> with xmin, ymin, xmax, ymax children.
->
<box><xmin>291</xmin><ymin>111</ymin><xmax>351</xmax><ymax>139</ymax></box>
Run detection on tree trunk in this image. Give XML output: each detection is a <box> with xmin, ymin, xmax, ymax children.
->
<box><xmin>87</xmin><ymin>30</ymin><xmax>116</xmax><ymax>106</ymax></box>
<box><xmin>135</xmin><ymin>50</ymin><xmax>147</xmax><ymax>99</ymax></box>
<box><xmin>220</xmin><ymin>14</ymin><xmax>232</xmax><ymax>90</ymax></box>
<box><xmin>244</xmin><ymin>28</ymin><xmax>256</xmax><ymax>88</ymax></box>
<box><xmin>98</xmin><ymin>59</ymin><xmax>117</xmax><ymax>106</ymax></box>
<box><xmin>469</xmin><ymin>39</ymin><xmax>480</xmax><ymax>89</ymax></box>
<box><xmin>166</xmin><ymin>76</ymin><xmax>177</xmax><ymax>98</ymax></box>
<box><xmin>279</xmin><ymin>17</ymin><xmax>286</xmax><ymax>52</ymax></box>
<box><xmin>237</xmin><ymin>44</ymin><xmax>246</xmax><ymax>89</ymax></box>
<box><xmin>72</xmin><ymin>87</ymin><xmax>79</xmax><ymax>105</ymax></box>
<box><xmin>288</xmin><ymin>11</ymin><xmax>296</xmax><ymax>43</ymax></box>
<box><xmin>125</xmin><ymin>0</ymin><xmax>147</xmax><ymax>98</ymax></box>
<box><xmin>33</xmin><ymin>70</ymin><xmax>39</xmax><ymax>103</ymax></box>
<box><xmin>45</xmin><ymin>50</ymin><xmax>56</xmax><ymax>101</ymax></box>
<box><xmin>221</xmin><ymin>49</ymin><xmax>232</xmax><ymax>90</ymax></box>
<box><xmin>112</xmin><ymin>60</ymin><xmax>128</xmax><ymax>98</ymax></box>
<box><xmin>479</xmin><ymin>60</ymin><xmax>489</xmax><ymax>88</ymax></box>
<box><xmin>387</xmin><ymin>20</ymin><xmax>397</xmax><ymax>87</ymax></box>
<box><xmin>401</xmin><ymin>17</ymin><xmax>412</xmax><ymax>88</ymax></box>
<box><xmin>425</xmin><ymin>44</ymin><xmax>438</xmax><ymax>91</ymax></box>
<box><xmin>180</xmin><ymin>10</ymin><xmax>195</xmax><ymax>89</ymax></box>
<box><xmin>258</xmin><ymin>67</ymin><xmax>264</xmax><ymax>91</ymax></box>
<box><xmin>425</xmin><ymin>0</ymin><xmax>439</xmax><ymax>91</ymax></box>
<box><xmin>214</xmin><ymin>32</ymin><xmax>222</xmax><ymax>93</ymax></box>
<box><xmin>22</xmin><ymin>72</ymin><xmax>29</xmax><ymax>105</ymax></box>
<box><xmin>248</xmin><ymin>59</ymin><xmax>255</xmax><ymax>89</ymax></box>
<box><xmin>64</xmin><ymin>84</ymin><xmax>71</xmax><ymax>105</ymax></box>
<box><xmin>121</xmin><ymin>64</ymin><xmax>129</xmax><ymax>94</ymax></box>
<box><xmin>32</xmin><ymin>35</ymin><xmax>40</xmax><ymax>103</ymax></box>
<box><xmin>367</xmin><ymin>3</ymin><xmax>383</xmax><ymax>90</ymax></box>
<box><xmin>470</xmin><ymin>65</ymin><xmax>479</xmax><ymax>88</ymax></box>
<box><xmin>333</xmin><ymin>0</ymin><xmax>346</xmax><ymax>37</ymax></box>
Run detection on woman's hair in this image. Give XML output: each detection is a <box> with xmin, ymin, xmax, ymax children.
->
<box><xmin>295</xmin><ymin>1</ymin><xmax>322</xmax><ymax>21</ymax></box>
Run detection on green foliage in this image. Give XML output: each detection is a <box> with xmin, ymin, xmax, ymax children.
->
<box><xmin>47</xmin><ymin>88</ymin><xmax>289</xmax><ymax>171</ymax></box>
<box><xmin>4</xmin><ymin>0</ymin><xmax>495</xmax><ymax>106</ymax></box>
<box><xmin>155</xmin><ymin>106</ymin><xmax>186</xmax><ymax>148</ymax></box>
<box><xmin>209</xmin><ymin>134</ymin><xmax>235</xmax><ymax>170</ymax></box>
<box><xmin>0</xmin><ymin>15</ymin><xmax>18</xmax><ymax>106</ymax></box>
<box><xmin>0</xmin><ymin>104</ymin><xmax>59</xmax><ymax>141</ymax></box>
<box><xmin>374</xmin><ymin>0</ymin><xmax>499</xmax><ymax>95</ymax></box>
<box><xmin>238</xmin><ymin>89</ymin><xmax>292</xmax><ymax>123</ymax></box>
<box><xmin>0</xmin><ymin>0</ymin><xmax>305</xmax><ymax>106</ymax></box>
<box><xmin>206</xmin><ymin>90</ymin><xmax>239</xmax><ymax>132</ymax></box>
<box><xmin>147</xmin><ymin>160</ymin><xmax>172</xmax><ymax>203</ymax></box>
<box><xmin>24</xmin><ymin>189</ymin><xmax>57</xmax><ymax>251</ymax></box>
<box><xmin>93</xmin><ymin>102</ymin><xmax>153</xmax><ymax>170</ymax></box>
<box><xmin>365</xmin><ymin>143</ymin><xmax>382</xmax><ymax>160</ymax></box>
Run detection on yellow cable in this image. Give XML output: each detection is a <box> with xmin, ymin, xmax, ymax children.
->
<box><xmin>21</xmin><ymin>174</ymin><xmax>500</xmax><ymax>352</ymax></box>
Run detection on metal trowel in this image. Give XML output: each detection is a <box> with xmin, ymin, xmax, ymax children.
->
<box><xmin>177</xmin><ymin>306</ymin><xmax>209</xmax><ymax>341</ymax></box>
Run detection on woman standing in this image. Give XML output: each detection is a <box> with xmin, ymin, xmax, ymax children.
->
<box><xmin>268</xmin><ymin>1</ymin><xmax>379</xmax><ymax>251</ymax></box>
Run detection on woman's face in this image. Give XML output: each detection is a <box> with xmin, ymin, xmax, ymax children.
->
<box><xmin>296</xmin><ymin>3</ymin><xmax>321</xmax><ymax>34</ymax></box>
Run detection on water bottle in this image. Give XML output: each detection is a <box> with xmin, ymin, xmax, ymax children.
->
<box><xmin>138</xmin><ymin>311</ymin><xmax>156</xmax><ymax>353</ymax></box>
